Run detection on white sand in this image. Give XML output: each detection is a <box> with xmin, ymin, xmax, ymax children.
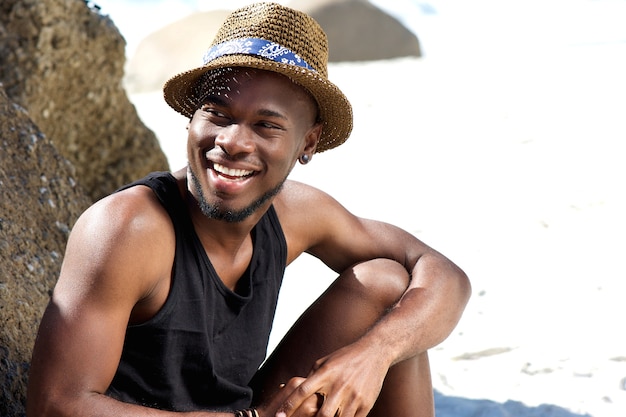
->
<box><xmin>128</xmin><ymin>37</ymin><xmax>626</xmax><ymax>417</ymax></box>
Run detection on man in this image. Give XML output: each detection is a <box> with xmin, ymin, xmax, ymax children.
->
<box><xmin>27</xmin><ymin>3</ymin><xmax>470</xmax><ymax>417</ymax></box>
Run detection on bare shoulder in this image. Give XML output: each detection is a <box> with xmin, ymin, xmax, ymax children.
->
<box><xmin>56</xmin><ymin>183</ymin><xmax>175</xmax><ymax>311</ymax></box>
<box><xmin>277</xmin><ymin>179</ymin><xmax>351</xmax><ymax>208</ymax></box>
<box><xmin>274</xmin><ymin>180</ymin><xmax>345</xmax><ymax>226</ymax></box>
<box><xmin>274</xmin><ymin>180</ymin><xmax>361</xmax><ymax>264</ymax></box>
<box><xmin>273</xmin><ymin>180</ymin><xmax>427</xmax><ymax>273</ymax></box>
<box><xmin>73</xmin><ymin>184</ymin><xmax>174</xmax><ymax>256</ymax></box>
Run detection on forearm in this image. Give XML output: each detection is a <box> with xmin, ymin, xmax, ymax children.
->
<box><xmin>358</xmin><ymin>251</ymin><xmax>471</xmax><ymax>367</ymax></box>
<box><xmin>27</xmin><ymin>390</ymin><xmax>233</xmax><ymax>417</ymax></box>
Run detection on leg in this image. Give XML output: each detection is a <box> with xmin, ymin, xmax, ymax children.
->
<box><xmin>251</xmin><ymin>258</ymin><xmax>434</xmax><ymax>417</ymax></box>
<box><xmin>368</xmin><ymin>352</ymin><xmax>434</xmax><ymax>417</ymax></box>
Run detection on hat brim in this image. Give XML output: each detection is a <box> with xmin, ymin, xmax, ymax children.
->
<box><xmin>163</xmin><ymin>54</ymin><xmax>353</xmax><ymax>153</ymax></box>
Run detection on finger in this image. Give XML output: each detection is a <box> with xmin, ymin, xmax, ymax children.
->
<box><xmin>341</xmin><ymin>397</ymin><xmax>372</xmax><ymax>417</ymax></box>
<box><xmin>261</xmin><ymin>378</ymin><xmax>305</xmax><ymax>417</ymax></box>
<box><xmin>317</xmin><ymin>393</ymin><xmax>360</xmax><ymax>417</ymax></box>
<box><xmin>299</xmin><ymin>392</ymin><xmax>322</xmax><ymax>417</ymax></box>
<box><xmin>316</xmin><ymin>393</ymin><xmax>340</xmax><ymax>417</ymax></box>
<box><xmin>339</xmin><ymin>402</ymin><xmax>357</xmax><ymax>417</ymax></box>
<box><xmin>276</xmin><ymin>379</ymin><xmax>317</xmax><ymax>417</ymax></box>
<box><xmin>315</xmin><ymin>392</ymin><xmax>326</xmax><ymax>409</ymax></box>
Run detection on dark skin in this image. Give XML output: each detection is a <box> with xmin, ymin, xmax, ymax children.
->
<box><xmin>26</xmin><ymin>69</ymin><xmax>471</xmax><ymax>417</ymax></box>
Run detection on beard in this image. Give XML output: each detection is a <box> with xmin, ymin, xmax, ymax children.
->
<box><xmin>188</xmin><ymin>166</ymin><xmax>286</xmax><ymax>223</ymax></box>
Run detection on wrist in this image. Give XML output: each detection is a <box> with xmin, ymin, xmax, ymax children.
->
<box><xmin>234</xmin><ymin>408</ymin><xmax>259</xmax><ymax>417</ymax></box>
<box><xmin>353</xmin><ymin>335</ymin><xmax>396</xmax><ymax>369</ymax></box>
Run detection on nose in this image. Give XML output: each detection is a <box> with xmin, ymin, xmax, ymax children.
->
<box><xmin>214</xmin><ymin>124</ymin><xmax>255</xmax><ymax>157</ymax></box>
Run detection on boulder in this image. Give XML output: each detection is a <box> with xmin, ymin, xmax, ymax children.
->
<box><xmin>290</xmin><ymin>0</ymin><xmax>421</xmax><ymax>62</ymax></box>
<box><xmin>0</xmin><ymin>0</ymin><xmax>169</xmax><ymax>202</ymax></box>
<box><xmin>0</xmin><ymin>86</ymin><xmax>91</xmax><ymax>417</ymax></box>
<box><xmin>0</xmin><ymin>1</ymin><xmax>170</xmax><ymax>414</ymax></box>
<box><xmin>124</xmin><ymin>9</ymin><xmax>231</xmax><ymax>93</ymax></box>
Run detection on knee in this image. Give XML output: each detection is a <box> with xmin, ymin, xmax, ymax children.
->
<box><xmin>348</xmin><ymin>258</ymin><xmax>410</xmax><ymax>311</ymax></box>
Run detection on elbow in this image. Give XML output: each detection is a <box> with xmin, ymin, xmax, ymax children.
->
<box><xmin>27</xmin><ymin>395</ymin><xmax>86</xmax><ymax>417</ymax></box>
<box><xmin>27</xmin><ymin>396</ymin><xmax>63</xmax><ymax>417</ymax></box>
<box><xmin>27</xmin><ymin>381</ymin><xmax>79</xmax><ymax>417</ymax></box>
<box><xmin>422</xmin><ymin>251</ymin><xmax>472</xmax><ymax>320</ymax></box>
<box><xmin>444</xmin><ymin>258</ymin><xmax>472</xmax><ymax>316</ymax></box>
<box><xmin>457</xmin><ymin>266</ymin><xmax>472</xmax><ymax>308</ymax></box>
<box><xmin>433</xmin><ymin>260</ymin><xmax>472</xmax><ymax>346</ymax></box>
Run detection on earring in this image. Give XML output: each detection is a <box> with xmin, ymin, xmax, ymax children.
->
<box><xmin>299</xmin><ymin>154</ymin><xmax>310</xmax><ymax>165</ymax></box>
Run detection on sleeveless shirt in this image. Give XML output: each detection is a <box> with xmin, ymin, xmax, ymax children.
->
<box><xmin>106</xmin><ymin>172</ymin><xmax>287</xmax><ymax>412</ymax></box>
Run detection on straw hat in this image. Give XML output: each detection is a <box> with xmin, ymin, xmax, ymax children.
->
<box><xmin>163</xmin><ymin>2</ymin><xmax>353</xmax><ymax>153</ymax></box>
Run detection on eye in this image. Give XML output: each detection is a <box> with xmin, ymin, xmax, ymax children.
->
<box><xmin>258</xmin><ymin>121</ymin><xmax>282</xmax><ymax>130</ymax></box>
<box><xmin>199</xmin><ymin>104</ymin><xmax>232</xmax><ymax>126</ymax></box>
<box><xmin>200</xmin><ymin>104</ymin><xmax>227</xmax><ymax>118</ymax></box>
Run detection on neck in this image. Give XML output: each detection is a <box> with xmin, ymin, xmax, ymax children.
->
<box><xmin>189</xmin><ymin>190</ymin><xmax>268</xmax><ymax>246</ymax></box>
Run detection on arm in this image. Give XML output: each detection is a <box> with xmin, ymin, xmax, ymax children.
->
<box><xmin>26</xmin><ymin>187</ymin><xmax>228</xmax><ymax>417</ymax></box>
<box><xmin>275</xmin><ymin>181</ymin><xmax>471</xmax><ymax>416</ymax></box>
<box><xmin>314</xmin><ymin>217</ymin><xmax>470</xmax><ymax>358</ymax></box>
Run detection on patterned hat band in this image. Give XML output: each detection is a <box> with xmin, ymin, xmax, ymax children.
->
<box><xmin>202</xmin><ymin>38</ymin><xmax>317</xmax><ymax>72</ymax></box>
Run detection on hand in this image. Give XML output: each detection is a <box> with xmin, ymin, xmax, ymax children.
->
<box><xmin>275</xmin><ymin>341</ymin><xmax>389</xmax><ymax>417</ymax></box>
<box><xmin>257</xmin><ymin>377</ymin><xmax>321</xmax><ymax>417</ymax></box>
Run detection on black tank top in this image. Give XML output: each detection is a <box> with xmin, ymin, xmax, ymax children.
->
<box><xmin>106</xmin><ymin>172</ymin><xmax>287</xmax><ymax>412</ymax></box>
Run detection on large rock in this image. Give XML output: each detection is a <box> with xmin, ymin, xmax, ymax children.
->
<box><xmin>124</xmin><ymin>9</ymin><xmax>231</xmax><ymax>93</ymax></box>
<box><xmin>0</xmin><ymin>87</ymin><xmax>91</xmax><ymax>417</ymax></box>
<box><xmin>0</xmin><ymin>1</ymin><xmax>169</xmax><ymax>414</ymax></box>
<box><xmin>290</xmin><ymin>0</ymin><xmax>421</xmax><ymax>62</ymax></box>
<box><xmin>0</xmin><ymin>0</ymin><xmax>169</xmax><ymax>202</ymax></box>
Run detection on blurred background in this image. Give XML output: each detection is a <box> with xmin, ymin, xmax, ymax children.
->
<box><xmin>93</xmin><ymin>1</ymin><xmax>626</xmax><ymax>416</ymax></box>
<box><xmin>96</xmin><ymin>0</ymin><xmax>626</xmax><ymax>59</ymax></box>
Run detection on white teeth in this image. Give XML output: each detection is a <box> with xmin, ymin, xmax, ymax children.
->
<box><xmin>213</xmin><ymin>163</ymin><xmax>253</xmax><ymax>178</ymax></box>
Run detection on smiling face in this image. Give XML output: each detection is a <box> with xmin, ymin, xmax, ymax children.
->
<box><xmin>186</xmin><ymin>67</ymin><xmax>321</xmax><ymax>223</ymax></box>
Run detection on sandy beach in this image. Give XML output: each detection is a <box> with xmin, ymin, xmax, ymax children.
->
<box><xmin>128</xmin><ymin>45</ymin><xmax>626</xmax><ymax>416</ymax></box>
<box><xmin>96</xmin><ymin>1</ymin><xmax>626</xmax><ymax>415</ymax></box>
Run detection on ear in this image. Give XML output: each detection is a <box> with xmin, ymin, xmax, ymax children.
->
<box><xmin>303</xmin><ymin>122</ymin><xmax>322</xmax><ymax>155</ymax></box>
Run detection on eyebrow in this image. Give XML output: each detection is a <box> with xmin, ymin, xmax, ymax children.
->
<box><xmin>256</xmin><ymin>108</ymin><xmax>288</xmax><ymax>120</ymax></box>
<box><xmin>201</xmin><ymin>94</ymin><xmax>288</xmax><ymax>121</ymax></box>
<box><xmin>200</xmin><ymin>94</ymin><xmax>228</xmax><ymax>107</ymax></box>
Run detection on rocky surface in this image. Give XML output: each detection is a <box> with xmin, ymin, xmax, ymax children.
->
<box><xmin>0</xmin><ymin>86</ymin><xmax>91</xmax><ymax>417</ymax></box>
<box><xmin>0</xmin><ymin>1</ymin><xmax>171</xmax><ymax>415</ymax></box>
<box><xmin>0</xmin><ymin>0</ymin><xmax>169</xmax><ymax>202</ymax></box>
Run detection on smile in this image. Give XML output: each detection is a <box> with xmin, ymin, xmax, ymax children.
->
<box><xmin>213</xmin><ymin>163</ymin><xmax>255</xmax><ymax>180</ymax></box>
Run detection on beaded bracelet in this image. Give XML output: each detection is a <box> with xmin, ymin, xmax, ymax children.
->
<box><xmin>234</xmin><ymin>408</ymin><xmax>259</xmax><ymax>417</ymax></box>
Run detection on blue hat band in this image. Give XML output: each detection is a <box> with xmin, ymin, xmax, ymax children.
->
<box><xmin>203</xmin><ymin>38</ymin><xmax>316</xmax><ymax>72</ymax></box>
